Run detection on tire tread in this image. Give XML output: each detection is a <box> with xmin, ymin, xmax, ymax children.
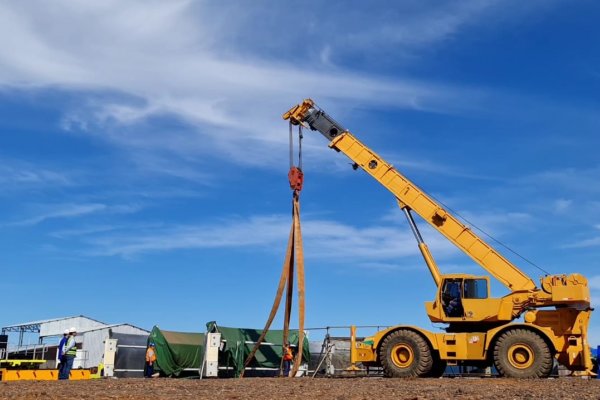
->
<box><xmin>493</xmin><ymin>328</ymin><xmax>552</xmax><ymax>378</ymax></box>
<box><xmin>379</xmin><ymin>329</ymin><xmax>433</xmax><ymax>378</ymax></box>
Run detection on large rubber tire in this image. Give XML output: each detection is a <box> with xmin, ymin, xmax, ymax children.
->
<box><xmin>493</xmin><ymin>329</ymin><xmax>553</xmax><ymax>378</ymax></box>
<box><xmin>379</xmin><ymin>330</ymin><xmax>433</xmax><ymax>377</ymax></box>
<box><xmin>427</xmin><ymin>352</ymin><xmax>447</xmax><ymax>378</ymax></box>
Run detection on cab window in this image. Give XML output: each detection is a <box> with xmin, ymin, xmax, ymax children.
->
<box><xmin>463</xmin><ymin>279</ymin><xmax>488</xmax><ymax>299</ymax></box>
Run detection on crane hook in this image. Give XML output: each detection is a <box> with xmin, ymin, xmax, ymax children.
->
<box><xmin>288</xmin><ymin>122</ymin><xmax>304</xmax><ymax>194</ymax></box>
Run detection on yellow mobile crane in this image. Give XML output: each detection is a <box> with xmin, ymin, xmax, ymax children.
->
<box><xmin>284</xmin><ymin>99</ymin><xmax>594</xmax><ymax>378</ymax></box>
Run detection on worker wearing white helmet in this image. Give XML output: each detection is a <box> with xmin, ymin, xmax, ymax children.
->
<box><xmin>59</xmin><ymin>327</ymin><xmax>78</xmax><ymax>380</ymax></box>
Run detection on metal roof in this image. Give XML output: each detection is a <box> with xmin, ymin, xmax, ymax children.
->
<box><xmin>78</xmin><ymin>323</ymin><xmax>149</xmax><ymax>334</ymax></box>
<box><xmin>1</xmin><ymin>315</ymin><xmax>106</xmax><ymax>332</ymax></box>
<box><xmin>1</xmin><ymin>316</ymin><xmax>150</xmax><ymax>348</ymax></box>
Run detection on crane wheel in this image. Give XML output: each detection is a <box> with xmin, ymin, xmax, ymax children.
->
<box><xmin>493</xmin><ymin>329</ymin><xmax>553</xmax><ymax>378</ymax></box>
<box><xmin>426</xmin><ymin>352</ymin><xmax>447</xmax><ymax>377</ymax></box>
<box><xmin>379</xmin><ymin>330</ymin><xmax>433</xmax><ymax>377</ymax></box>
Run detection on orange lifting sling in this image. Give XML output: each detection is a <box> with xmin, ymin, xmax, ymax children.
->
<box><xmin>241</xmin><ymin>123</ymin><xmax>305</xmax><ymax>378</ymax></box>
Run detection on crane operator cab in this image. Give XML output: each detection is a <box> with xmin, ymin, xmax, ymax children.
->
<box><xmin>442</xmin><ymin>279</ymin><xmax>464</xmax><ymax>317</ymax></box>
<box><xmin>428</xmin><ymin>275</ymin><xmax>492</xmax><ymax>322</ymax></box>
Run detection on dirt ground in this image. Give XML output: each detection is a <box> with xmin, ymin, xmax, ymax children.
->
<box><xmin>0</xmin><ymin>377</ymin><xmax>599</xmax><ymax>400</ymax></box>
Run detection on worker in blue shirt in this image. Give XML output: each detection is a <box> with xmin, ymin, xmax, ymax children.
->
<box><xmin>57</xmin><ymin>329</ymin><xmax>69</xmax><ymax>379</ymax></box>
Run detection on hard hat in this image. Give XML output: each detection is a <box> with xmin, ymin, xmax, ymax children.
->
<box><xmin>149</xmin><ymin>342</ymin><xmax>155</xmax><ymax>347</ymax></box>
<box><xmin>63</xmin><ymin>329</ymin><xmax>69</xmax><ymax>335</ymax></box>
<box><xmin>69</xmin><ymin>327</ymin><xmax>77</xmax><ymax>333</ymax></box>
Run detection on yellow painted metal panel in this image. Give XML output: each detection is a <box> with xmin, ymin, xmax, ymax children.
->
<box><xmin>455</xmin><ymin>229</ymin><xmax>477</xmax><ymax>247</ymax></box>
<box><xmin>481</xmin><ymin>253</ymin><xmax>503</xmax><ymax>272</ymax></box>
<box><xmin>468</xmin><ymin>240</ymin><xmax>489</xmax><ymax>261</ymax></box>
<box><xmin>69</xmin><ymin>369</ymin><xmax>91</xmax><ymax>380</ymax></box>
<box><xmin>462</xmin><ymin>298</ymin><xmax>503</xmax><ymax>321</ymax></box>
<box><xmin>0</xmin><ymin>369</ymin><xmax>58</xmax><ymax>381</ymax></box>
<box><xmin>0</xmin><ymin>368</ymin><xmax>90</xmax><ymax>381</ymax></box>
<box><xmin>434</xmin><ymin>332</ymin><xmax>486</xmax><ymax>360</ymax></box>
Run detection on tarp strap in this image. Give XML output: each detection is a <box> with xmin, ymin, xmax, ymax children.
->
<box><xmin>241</xmin><ymin>193</ymin><xmax>305</xmax><ymax>377</ymax></box>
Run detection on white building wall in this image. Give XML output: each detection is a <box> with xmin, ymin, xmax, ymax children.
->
<box><xmin>81</xmin><ymin>325</ymin><xmax>148</xmax><ymax>368</ymax></box>
<box><xmin>80</xmin><ymin>329</ymin><xmax>105</xmax><ymax>369</ymax></box>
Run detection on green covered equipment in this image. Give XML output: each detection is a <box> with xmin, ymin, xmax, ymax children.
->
<box><xmin>149</xmin><ymin>326</ymin><xmax>204</xmax><ymax>377</ymax></box>
<box><xmin>206</xmin><ymin>321</ymin><xmax>310</xmax><ymax>377</ymax></box>
<box><xmin>148</xmin><ymin>323</ymin><xmax>310</xmax><ymax>377</ymax></box>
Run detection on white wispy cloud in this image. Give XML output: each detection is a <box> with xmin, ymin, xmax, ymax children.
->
<box><xmin>49</xmin><ymin>222</ymin><xmax>162</xmax><ymax>239</ymax></box>
<box><xmin>520</xmin><ymin>167</ymin><xmax>600</xmax><ymax>196</ymax></box>
<box><xmin>0</xmin><ymin>159</ymin><xmax>72</xmax><ymax>188</ymax></box>
<box><xmin>563</xmin><ymin>237</ymin><xmax>600</xmax><ymax>249</ymax></box>
<box><xmin>218</xmin><ymin>0</ymin><xmax>557</xmax><ymax>65</ymax></box>
<box><xmin>0</xmin><ymin>0</ymin><xmax>573</xmax><ymax>189</ymax></box>
<box><xmin>354</xmin><ymin>262</ymin><xmax>420</xmax><ymax>272</ymax></box>
<box><xmin>50</xmin><ymin>225</ymin><xmax>124</xmax><ymax>239</ymax></box>
<box><xmin>84</xmin><ymin>215</ymin><xmax>289</xmax><ymax>257</ymax></box>
<box><xmin>553</xmin><ymin>198</ymin><xmax>572</xmax><ymax>213</ymax></box>
<box><xmin>338</xmin><ymin>1</ymin><xmax>499</xmax><ymax>54</ymax></box>
<box><xmin>0</xmin><ymin>0</ymin><xmax>529</xmax><ymax>174</ymax></box>
<box><xmin>72</xmin><ymin>214</ymin><xmax>458</xmax><ymax>262</ymax></box>
<box><xmin>9</xmin><ymin>203</ymin><xmax>107</xmax><ymax>226</ymax></box>
<box><xmin>8</xmin><ymin>203</ymin><xmax>140</xmax><ymax>226</ymax></box>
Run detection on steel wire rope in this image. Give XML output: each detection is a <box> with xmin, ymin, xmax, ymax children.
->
<box><xmin>298</xmin><ymin>125</ymin><xmax>303</xmax><ymax>170</ymax></box>
<box><xmin>289</xmin><ymin>121</ymin><xmax>294</xmax><ymax>169</ymax></box>
<box><xmin>309</xmin><ymin>98</ymin><xmax>551</xmax><ymax>276</ymax></box>
<box><xmin>425</xmin><ymin>191</ymin><xmax>551</xmax><ymax>276</ymax></box>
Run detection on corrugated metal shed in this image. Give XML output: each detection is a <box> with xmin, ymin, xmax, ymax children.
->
<box><xmin>2</xmin><ymin>316</ymin><xmax>149</xmax><ymax>369</ymax></box>
<box><xmin>80</xmin><ymin>324</ymin><xmax>149</xmax><ymax>368</ymax></box>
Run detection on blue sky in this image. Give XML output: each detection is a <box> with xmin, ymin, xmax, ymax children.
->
<box><xmin>1</xmin><ymin>1</ymin><xmax>599</xmax><ymax>347</ymax></box>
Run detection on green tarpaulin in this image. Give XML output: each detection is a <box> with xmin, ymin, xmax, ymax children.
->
<box><xmin>207</xmin><ymin>321</ymin><xmax>310</xmax><ymax>377</ymax></box>
<box><xmin>148</xmin><ymin>323</ymin><xmax>310</xmax><ymax>378</ymax></box>
<box><xmin>149</xmin><ymin>326</ymin><xmax>204</xmax><ymax>377</ymax></box>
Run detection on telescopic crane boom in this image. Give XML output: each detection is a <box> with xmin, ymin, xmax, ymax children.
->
<box><xmin>284</xmin><ymin>99</ymin><xmax>594</xmax><ymax>378</ymax></box>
